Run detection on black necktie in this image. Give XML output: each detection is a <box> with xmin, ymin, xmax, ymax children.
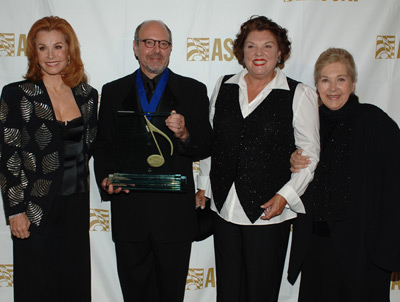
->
<box><xmin>146</xmin><ymin>80</ymin><xmax>155</xmax><ymax>103</ymax></box>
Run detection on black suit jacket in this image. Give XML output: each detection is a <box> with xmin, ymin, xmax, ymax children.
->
<box><xmin>94</xmin><ymin>69</ymin><xmax>213</xmax><ymax>243</ymax></box>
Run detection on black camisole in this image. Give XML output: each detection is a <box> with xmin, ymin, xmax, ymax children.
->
<box><xmin>57</xmin><ymin>116</ymin><xmax>87</xmax><ymax>196</ymax></box>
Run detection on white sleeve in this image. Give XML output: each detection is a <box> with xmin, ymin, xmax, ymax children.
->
<box><xmin>197</xmin><ymin>76</ymin><xmax>224</xmax><ymax>198</ymax></box>
<box><xmin>276</xmin><ymin>83</ymin><xmax>320</xmax><ymax>213</ymax></box>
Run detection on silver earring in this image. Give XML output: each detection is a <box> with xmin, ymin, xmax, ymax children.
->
<box><xmin>68</xmin><ymin>55</ymin><xmax>71</xmax><ymax>65</ymax></box>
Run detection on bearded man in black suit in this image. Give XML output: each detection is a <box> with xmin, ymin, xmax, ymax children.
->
<box><xmin>94</xmin><ymin>20</ymin><xmax>213</xmax><ymax>302</ymax></box>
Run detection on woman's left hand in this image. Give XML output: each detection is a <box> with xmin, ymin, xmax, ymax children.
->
<box><xmin>260</xmin><ymin>194</ymin><xmax>287</xmax><ymax>220</ymax></box>
<box><xmin>290</xmin><ymin>149</ymin><xmax>310</xmax><ymax>173</ymax></box>
<box><xmin>10</xmin><ymin>213</ymin><xmax>31</xmax><ymax>239</ymax></box>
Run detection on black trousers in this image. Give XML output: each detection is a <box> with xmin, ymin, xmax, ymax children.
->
<box><xmin>299</xmin><ymin>233</ymin><xmax>392</xmax><ymax>302</ymax></box>
<box><xmin>13</xmin><ymin>192</ymin><xmax>91</xmax><ymax>302</ymax></box>
<box><xmin>213</xmin><ymin>213</ymin><xmax>291</xmax><ymax>302</ymax></box>
<box><xmin>115</xmin><ymin>237</ymin><xmax>192</xmax><ymax>302</ymax></box>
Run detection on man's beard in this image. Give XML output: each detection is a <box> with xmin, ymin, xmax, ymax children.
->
<box><xmin>143</xmin><ymin>55</ymin><xmax>168</xmax><ymax>76</ymax></box>
<box><xmin>145</xmin><ymin>64</ymin><xmax>166</xmax><ymax>75</ymax></box>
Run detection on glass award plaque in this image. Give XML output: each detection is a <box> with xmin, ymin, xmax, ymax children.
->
<box><xmin>106</xmin><ymin>173</ymin><xmax>187</xmax><ymax>192</ymax></box>
<box><xmin>112</xmin><ymin>111</ymin><xmax>187</xmax><ymax>192</ymax></box>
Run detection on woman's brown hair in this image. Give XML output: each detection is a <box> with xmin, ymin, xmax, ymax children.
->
<box><xmin>233</xmin><ymin>16</ymin><xmax>291</xmax><ymax>69</ymax></box>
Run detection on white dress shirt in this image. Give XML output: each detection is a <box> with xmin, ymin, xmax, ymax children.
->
<box><xmin>197</xmin><ymin>68</ymin><xmax>320</xmax><ymax>225</ymax></box>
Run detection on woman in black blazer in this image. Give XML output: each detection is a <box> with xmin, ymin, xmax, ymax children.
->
<box><xmin>288</xmin><ymin>48</ymin><xmax>400</xmax><ymax>302</ymax></box>
<box><xmin>0</xmin><ymin>16</ymin><xmax>97</xmax><ymax>301</ymax></box>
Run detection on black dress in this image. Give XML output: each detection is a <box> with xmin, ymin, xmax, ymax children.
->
<box><xmin>13</xmin><ymin>117</ymin><xmax>91</xmax><ymax>302</ymax></box>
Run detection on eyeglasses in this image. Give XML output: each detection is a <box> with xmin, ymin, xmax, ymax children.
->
<box><xmin>136</xmin><ymin>39</ymin><xmax>171</xmax><ymax>49</ymax></box>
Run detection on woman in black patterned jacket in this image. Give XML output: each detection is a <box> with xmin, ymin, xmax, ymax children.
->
<box><xmin>0</xmin><ymin>16</ymin><xmax>97</xmax><ymax>302</ymax></box>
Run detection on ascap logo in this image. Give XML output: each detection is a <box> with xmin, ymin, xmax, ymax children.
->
<box><xmin>186</xmin><ymin>268</ymin><xmax>204</xmax><ymax>290</ymax></box>
<box><xmin>89</xmin><ymin>208</ymin><xmax>110</xmax><ymax>231</ymax></box>
<box><xmin>392</xmin><ymin>272</ymin><xmax>400</xmax><ymax>290</ymax></box>
<box><xmin>187</xmin><ymin>38</ymin><xmax>234</xmax><ymax>62</ymax></box>
<box><xmin>0</xmin><ymin>33</ymin><xmax>27</xmax><ymax>57</ymax></box>
<box><xmin>0</xmin><ymin>33</ymin><xmax>15</xmax><ymax>56</ymax></box>
<box><xmin>187</xmin><ymin>38</ymin><xmax>209</xmax><ymax>61</ymax></box>
<box><xmin>376</xmin><ymin>35</ymin><xmax>397</xmax><ymax>59</ymax></box>
<box><xmin>0</xmin><ymin>265</ymin><xmax>13</xmax><ymax>287</ymax></box>
<box><xmin>186</xmin><ymin>267</ymin><xmax>215</xmax><ymax>290</ymax></box>
<box><xmin>192</xmin><ymin>161</ymin><xmax>200</xmax><ymax>173</ymax></box>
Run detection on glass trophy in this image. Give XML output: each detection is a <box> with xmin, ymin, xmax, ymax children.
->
<box><xmin>107</xmin><ymin>111</ymin><xmax>187</xmax><ymax>192</ymax></box>
<box><xmin>106</xmin><ymin>173</ymin><xmax>187</xmax><ymax>192</ymax></box>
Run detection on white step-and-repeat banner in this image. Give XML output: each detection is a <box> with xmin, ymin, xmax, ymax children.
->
<box><xmin>1</xmin><ymin>0</ymin><xmax>400</xmax><ymax>301</ymax></box>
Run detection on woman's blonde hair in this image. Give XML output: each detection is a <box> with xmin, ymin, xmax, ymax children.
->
<box><xmin>314</xmin><ymin>47</ymin><xmax>357</xmax><ymax>86</ymax></box>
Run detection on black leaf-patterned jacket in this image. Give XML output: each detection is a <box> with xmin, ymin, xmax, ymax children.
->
<box><xmin>0</xmin><ymin>80</ymin><xmax>98</xmax><ymax>231</ymax></box>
